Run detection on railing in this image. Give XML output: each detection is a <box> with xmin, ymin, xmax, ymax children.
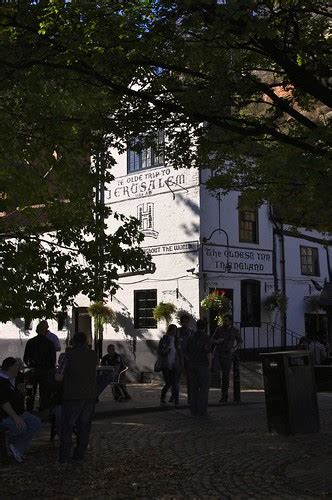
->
<box><xmin>234</xmin><ymin>322</ymin><xmax>303</xmax><ymax>352</ymax></box>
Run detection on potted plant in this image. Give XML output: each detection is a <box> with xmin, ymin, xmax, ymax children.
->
<box><xmin>263</xmin><ymin>292</ymin><xmax>288</xmax><ymax>315</ymax></box>
<box><xmin>200</xmin><ymin>290</ymin><xmax>231</xmax><ymax>325</ymax></box>
<box><xmin>88</xmin><ymin>301</ymin><xmax>119</xmax><ymax>348</ymax></box>
<box><xmin>153</xmin><ymin>302</ymin><xmax>177</xmax><ymax>326</ymax></box>
<box><xmin>305</xmin><ymin>294</ymin><xmax>321</xmax><ymax>313</ymax></box>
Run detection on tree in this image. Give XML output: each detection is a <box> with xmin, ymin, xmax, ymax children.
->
<box><xmin>0</xmin><ymin>0</ymin><xmax>331</xmax><ymax>316</ymax></box>
<box><xmin>0</xmin><ymin>145</ymin><xmax>151</xmax><ymax>323</ymax></box>
<box><xmin>0</xmin><ymin>1</ymin><xmax>330</xmax><ymax>231</ymax></box>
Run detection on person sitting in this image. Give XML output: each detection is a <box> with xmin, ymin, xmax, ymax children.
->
<box><xmin>0</xmin><ymin>357</ymin><xmax>41</xmax><ymax>463</ymax></box>
<box><xmin>296</xmin><ymin>336</ymin><xmax>309</xmax><ymax>350</ymax></box>
<box><xmin>101</xmin><ymin>345</ymin><xmax>125</xmax><ymax>374</ymax></box>
<box><xmin>98</xmin><ymin>345</ymin><xmax>130</xmax><ymax>400</ymax></box>
<box><xmin>307</xmin><ymin>333</ymin><xmax>327</xmax><ymax>365</ymax></box>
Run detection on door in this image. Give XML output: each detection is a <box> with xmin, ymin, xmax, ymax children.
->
<box><xmin>72</xmin><ymin>307</ymin><xmax>92</xmax><ymax>346</ymax></box>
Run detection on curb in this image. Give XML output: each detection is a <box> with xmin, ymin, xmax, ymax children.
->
<box><xmin>93</xmin><ymin>400</ymin><xmax>264</xmax><ymax>420</ymax></box>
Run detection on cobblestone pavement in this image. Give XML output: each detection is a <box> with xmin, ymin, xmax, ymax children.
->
<box><xmin>1</xmin><ymin>392</ymin><xmax>332</xmax><ymax>499</ymax></box>
<box><xmin>94</xmin><ymin>383</ymin><xmax>265</xmax><ymax>416</ymax></box>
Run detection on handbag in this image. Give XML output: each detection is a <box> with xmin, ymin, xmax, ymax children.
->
<box><xmin>154</xmin><ymin>356</ymin><xmax>164</xmax><ymax>373</ymax></box>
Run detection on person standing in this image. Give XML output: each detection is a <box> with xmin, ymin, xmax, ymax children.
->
<box><xmin>23</xmin><ymin>321</ymin><xmax>56</xmax><ymax>411</ymax></box>
<box><xmin>56</xmin><ymin>331</ymin><xmax>97</xmax><ymax>464</ymax></box>
<box><xmin>44</xmin><ymin>320</ymin><xmax>62</xmax><ymax>353</ymax></box>
<box><xmin>158</xmin><ymin>324</ymin><xmax>183</xmax><ymax>406</ymax></box>
<box><xmin>211</xmin><ymin>314</ymin><xmax>242</xmax><ymax>403</ymax></box>
<box><xmin>0</xmin><ymin>358</ymin><xmax>41</xmax><ymax>462</ymax></box>
<box><xmin>185</xmin><ymin>319</ymin><xmax>212</xmax><ymax>417</ymax></box>
<box><xmin>177</xmin><ymin>314</ymin><xmax>193</xmax><ymax>404</ymax></box>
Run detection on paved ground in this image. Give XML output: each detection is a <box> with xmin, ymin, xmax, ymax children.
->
<box><xmin>94</xmin><ymin>383</ymin><xmax>265</xmax><ymax>416</ymax></box>
<box><xmin>1</xmin><ymin>385</ymin><xmax>332</xmax><ymax>499</ymax></box>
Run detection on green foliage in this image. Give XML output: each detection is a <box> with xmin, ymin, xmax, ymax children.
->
<box><xmin>305</xmin><ymin>294</ymin><xmax>321</xmax><ymax>313</ymax></box>
<box><xmin>263</xmin><ymin>292</ymin><xmax>288</xmax><ymax>314</ymax></box>
<box><xmin>0</xmin><ymin>1</ymin><xmax>331</xmax><ymax>321</ymax></box>
<box><xmin>0</xmin><ymin>1</ymin><xmax>331</xmax><ymax>231</ymax></box>
<box><xmin>153</xmin><ymin>302</ymin><xmax>177</xmax><ymax>325</ymax></box>
<box><xmin>201</xmin><ymin>291</ymin><xmax>231</xmax><ymax>326</ymax></box>
<box><xmin>88</xmin><ymin>301</ymin><xmax>118</xmax><ymax>331</ymax></box>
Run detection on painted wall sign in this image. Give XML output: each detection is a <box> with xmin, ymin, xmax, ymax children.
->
<box><xmin>107</xmin><ymin>167</ymin><xmax>198</xmax><ymax>202</ymax></box>
<box><xmin>203</xmin><ymin>244</ymin><xmax>273</xmax><ymax>275</ymax></box>
<box><xmin>137</xmin><ymin>202</ymin><xmax>159</xmax><ymax>239</ymax></box>
<box><xmin>143</xmin><ymin>241</ymin><xmax>199</xmax><ymax>256</ymax></box>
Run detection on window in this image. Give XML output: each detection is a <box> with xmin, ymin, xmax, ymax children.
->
<box><xmin>238</xmin><ymin>198</ymin><xmax>259</xmax><ymax>243</ymax></box>
<box><xmin>241</xmin><ymin>280</ymin><xmax>261</xmax><ymax>327</ymax></box>
<box><xmin>134</xmin><ymin>289</ymin><xmax>157</xmax><ymax>328</ymax></box>
<box><xmin>127</xmin><ymin>131</ymin><xmax>165</xmax><ymax>173</ymax></box>
<box><xmin>300</xmin><ymin>246</ymin><xmax>320</xmax><ymax>276</ymax></box>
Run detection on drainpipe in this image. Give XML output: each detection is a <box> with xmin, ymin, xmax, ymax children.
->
<box><xmin>272</xmin><ymin>230</ymin><xmax>279</xmax><ymax>292</ymax></box>
<box><xmin>279</xmin><ymin>224</ymin><xmax>287</xmax><ymax>347</ymax></box>
<box><xmin>325</xmin><ymin>246</ymin><xmax>332</xmax><ymax>282</ymax></box>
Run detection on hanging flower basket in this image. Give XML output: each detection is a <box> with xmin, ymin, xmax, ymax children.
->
<box><xmin>263</xmin><ymin>292</ymin><xmax>288</xmax><ymax>314</ymax></box>
<box><xmin>153</xmin><ymin>302</ymin><xmax>177</xmax><ymax>325</ymax></box>
<box><xmin>88</xmin><ymin>301</ymin><xmax>119</xmax><ymax>331</ymax></box>
<box><xmin>201</xmin><ymin>290</ymin><xmax>231</xmax><ymax>325</ymax></box>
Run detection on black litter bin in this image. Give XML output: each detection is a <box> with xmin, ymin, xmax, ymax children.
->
<box><xmin>260</xmin><ymin>351</ymin><xmax>320</xmax><ymax>434</ymax></box>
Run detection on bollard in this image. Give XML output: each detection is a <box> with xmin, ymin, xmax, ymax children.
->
<box><xmin>233</xmin><ymin>353</ymin><xmax>241</xmax><ymax>402</ymax></box>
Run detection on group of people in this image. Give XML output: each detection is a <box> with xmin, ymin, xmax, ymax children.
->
<box><xmin>157</xmin><ymin>314</ymin><xmax>242</xmax><ymax>417</ymax></box>
<box><xmin>296</xmin><ymin>331</ymin><xmax>329</xmax><ymax>365</ymax></box>
<box><xmin>0</xmin><ymin>322</ymin><xmax>128</xmax><ymax>464</ymax></box>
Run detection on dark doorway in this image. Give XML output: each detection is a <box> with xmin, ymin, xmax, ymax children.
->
<box><xmin>72</xmin><ymin>307</ymin><xmax>92</xmax><ymax>345</ymax></box>
<box><xmin>208</xmin><ymin>288</ymin><xmax>233</xmax><ymax>336</ymax></box>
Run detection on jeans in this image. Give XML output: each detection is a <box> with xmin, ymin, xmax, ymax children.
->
<box><xmin>189</xmin><ymin>364</ymin><xmax>210</xmax><ymax>416</ymax></box>
<box><xmin>0</xmin><ymin>412</ymin><xmax>41</xmax><ymax>455</ymax></box>
<box><xmin>184</xmin><ymin>362</ymin><xmax>192</xmax><ymax>403</ymax></box>
<box><xmin>161</xmin><ymin>368</ymin><xmax>179</xmax><ymax>403</ymax></box>
<box><xmin>220</xmin><ymin>353</ymin><xmax>233</xmax><ymax>400</ymax></box>
<box><xmin>59</xmin><ymin>399</ymin><xmax>95</xmax><ymax>462</ymax></box>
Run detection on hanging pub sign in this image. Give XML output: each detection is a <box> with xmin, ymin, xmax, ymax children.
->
<box><xmin>203</xmin><ymin>244</ymin><xmax>273</xmax><ymax>275</ymax></box>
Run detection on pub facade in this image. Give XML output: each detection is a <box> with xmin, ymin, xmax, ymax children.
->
<box><xmin>1</xmin><ymin>143</ymin><xmax>331</xmax><ymax>376</ymax></box>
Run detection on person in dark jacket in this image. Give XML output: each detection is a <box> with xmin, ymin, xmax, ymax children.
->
<box><xmin>23</xmin><ymin>321</ymin><xmax>56</xmax><ymax>411</ymax></box>
<box><xmin>158</xmin><ymin>324</ymin><xmax>183</xmax><ymax>406</ymax></box>
<box><xmin>185</xmin><ymin>319</ymin><xmax>212</xmax><ymax>417</ymax></box>
<box><xmin>55</xmin><ymin>331</ymin><xmax>97</xmax><ymax>464</ymax></box>
<box><xmin>101</xmin><ymin>344</ymin><xmax>125</xmax><ymax>375</ymax></box>
<box><xmin>211</xmin><ymin>314</ymin><xmax>242</xmax><ymax>403</ymax></box>
<box><xmin>176</xmin><ymin>314</ymin><xmax>193</xmax><ymax>404</ymax></box>
<box><xmin>0</xmin><ymin>358</ymin><xmax>41</xmax><ymax>462</ymax></box>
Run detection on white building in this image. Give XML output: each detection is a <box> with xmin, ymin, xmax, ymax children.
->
<box><xmin>2</xmin><ymin>141</ymin><xmax>331</xmax><ymax>377</ymax></box>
